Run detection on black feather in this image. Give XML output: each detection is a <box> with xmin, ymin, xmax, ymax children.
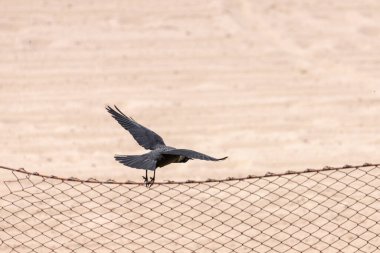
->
<box><xmin>162</xmin><ymin>148</ymin><xmax>228</xmax><ymax>161</ymax></box>
<box><xmin>106</xmin><ymin>105</ymin><xmax>165</xmax><ymax>150</ymax></box>
<box><xmin>114</xmin><ymin>154</ymin><xmax>156</xmax><ymax>171</ymax></box>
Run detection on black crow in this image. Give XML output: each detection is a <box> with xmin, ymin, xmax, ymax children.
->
<box><xmin>106</xmin><ymin>105</ymin><xmax>227</xmax><ymax>187</ymax></box>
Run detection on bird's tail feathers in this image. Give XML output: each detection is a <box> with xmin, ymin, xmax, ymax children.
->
<box><xmin>114</xmin><ymin>154</ymin><xmax>156</xmax><ymax>171</ymax></box>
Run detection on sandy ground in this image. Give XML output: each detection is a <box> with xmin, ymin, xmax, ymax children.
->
<box><xmin>1</xmin><ymin>0</ymin><xmax>380</xmax><ymax>183</ymax></box>
<box><xmin>1</xmin><ymin>2</ymin><xmax>380</xmax><ymax>252</ymax></box>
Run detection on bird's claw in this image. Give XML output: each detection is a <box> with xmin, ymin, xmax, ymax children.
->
<box><xmin>142</xmin><ymin>176</ymin><xmax>149</xmax><ymax>187</ymax></box>
<box><xmin>142</xmin><ymin>176</ymin><xmax>155</xmax><ymax>188</ymax></box>
<box><xmin>147</xmin><ymin>178</ymin><xmax>155</xmax><ymax>188</ymax></box>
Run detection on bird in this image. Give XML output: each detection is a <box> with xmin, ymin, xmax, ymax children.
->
<box><xmin>106</xmin><ymin>105</ymin><xmax>227</xmax><ymax>187</ymax></box>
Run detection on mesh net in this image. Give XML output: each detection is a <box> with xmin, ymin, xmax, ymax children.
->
<box><xmin>0</xmin><ymin>164</ymin><xmax>379</xmax><ymax>253</ymax></box>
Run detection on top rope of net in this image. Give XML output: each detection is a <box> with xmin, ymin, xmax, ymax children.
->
<box><xmin>0</xmin><ymin>163</ymin><xmax>378</xmax><ymax>185</ymax></box>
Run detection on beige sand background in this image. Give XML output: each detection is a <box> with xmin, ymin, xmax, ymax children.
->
<box><xmin>1</xmin><ymin>0</ymin><xmax>380</xmax><ymax>182</ymax></box>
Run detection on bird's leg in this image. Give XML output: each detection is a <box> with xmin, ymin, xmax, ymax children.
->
<box><xmin>142</xmin><ymin>170</ymin><xmax>149</xmax><ymax>187</ymax></box>
<box><xmin>148</xmin><ymin>170</ymin><xmax>156</xmax><ymax>188</ymax></box>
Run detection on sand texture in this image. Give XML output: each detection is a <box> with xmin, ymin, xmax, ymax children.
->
<box><xmin>0</xmin><ymin>0</ymin><xmax>379</xmax><ymax>182</ymax></box>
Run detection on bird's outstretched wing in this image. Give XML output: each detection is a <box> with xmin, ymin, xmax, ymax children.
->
<box><xmin>106</xmin><ymin>105</ymin><xmax>165</xmax><ymax>150</ymax></box>
<box><xmin>162</xmin><ymin>149</ymin><xmax>227</xmax><ymax>161</ymax></box>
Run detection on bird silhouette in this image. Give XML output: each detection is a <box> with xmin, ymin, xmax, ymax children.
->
<box><xmin>106</xmin><ymin>105</ymin><xmax>227</xmax><ymax>187</ymax></box>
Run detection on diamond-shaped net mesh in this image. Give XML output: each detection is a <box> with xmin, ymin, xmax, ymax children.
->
<box><xmin>0</xmin><ymin>164</ymin><xmax>379</xmax><ymax>253</ymax></box>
